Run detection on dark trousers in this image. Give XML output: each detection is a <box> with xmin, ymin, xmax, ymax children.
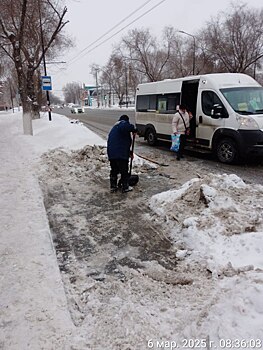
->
<box><xmin>177</xmin><ymin>134</ymin><xmax>186</xmax><ymax>159</ymax></box>
<box><xmin>110</xmin><ymin>159</ymin><xmax>129</xmax><ymax>190</ymax></box>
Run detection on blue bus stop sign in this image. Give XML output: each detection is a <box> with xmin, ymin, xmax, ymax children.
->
<box><xmin>42</xmin><ymin>76</ymin><xmax>52</xmax><ymax>91</ymax></box>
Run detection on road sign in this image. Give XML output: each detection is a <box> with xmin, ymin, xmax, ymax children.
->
<box><xmin>41</xmin><ymin>76</ymin><xmax>52</xmax><ymax>91</ymax></box>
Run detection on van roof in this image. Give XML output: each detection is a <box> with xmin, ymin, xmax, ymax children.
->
<box><xmin>199</xmin><ymin>73</ymin><xmax>260</xmax><ymax>89</ymax></box>
<box><xmin>136</xmin><ymin>73</ymin><xmax>260</xmax><ymax>95</ymax></box>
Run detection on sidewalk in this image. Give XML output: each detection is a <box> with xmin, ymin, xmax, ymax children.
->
<box><xmin>0</xmin><ymin>112</ymin><xmax>101</xmax><ymax>349</ymax></box>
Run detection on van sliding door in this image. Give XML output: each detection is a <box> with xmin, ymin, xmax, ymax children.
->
<box><xmin>181</xmin><ymin>80</ymin><xmax>199</xmax><ymax>138</ymax></box>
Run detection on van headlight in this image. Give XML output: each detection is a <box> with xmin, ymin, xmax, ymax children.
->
<box><xmin>236</xmin><ymin>115</ymin><xmax>259</xmax><ymax>130</ymax></box>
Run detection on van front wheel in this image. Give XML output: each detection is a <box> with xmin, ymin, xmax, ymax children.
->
<box><xmin>216</xmin><ymin>138</ymin><xmax>239</xmax><ymax>164</ymax></box>
<box><xmin>146</xmin><ymin>128</ymin><xmax>157</xmax><ymax>146</ymax></box>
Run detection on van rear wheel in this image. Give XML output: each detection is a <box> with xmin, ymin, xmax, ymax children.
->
<box><xmin>216</xmin><ymin>138</ymin><xmax>239</xmax><ymax>164</ymax></box>
<box><xmin>146</xmin><ymin>128</ymin><xmax>157</xmax><ymax>146</ymax></box>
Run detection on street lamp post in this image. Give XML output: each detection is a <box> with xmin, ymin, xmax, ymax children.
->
<box><xmin>178</xmin><ymin>30</ymin><xmax>196</xmax><ymax>75</ymax></box>
<box><xmin>125</xmin><ymin>63</ymin><xmax>128</xmax><ymax>108</ymax></box>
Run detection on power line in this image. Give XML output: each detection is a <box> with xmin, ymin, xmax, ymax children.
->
<box><xmin>67</xmin><ymin>0</ymin><xmax>154</xmax><ymax>64</ymax></box>
<box><xmin>53</xmin><ymin>0</ymin><xmax>167</xmax><ymax>77</ymax></box>
<box><xmin>68</xmin><ymin>0</ymin><xmax>167</xmax><ymax>67</ymax></box>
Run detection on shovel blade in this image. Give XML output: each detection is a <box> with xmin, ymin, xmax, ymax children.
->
<box><xmin>129</xmin><ymin>174</ymin><xmax>139</xmax><ymax>186</ymax></box>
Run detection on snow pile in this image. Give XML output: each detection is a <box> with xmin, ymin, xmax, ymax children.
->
<box><xmin>24</xmin><ymin>112</ymin><xmax>106</xmax><ymax>155</ymax></box>
<box><xmin>149</xmin><ymin>173</ymin><xmax>263</xmax><ymax>343</ymax></box>
<box><xmin>28</xmin><ymin>112</ymin><xmax>157</xmax><ymax>173</ymax></box>
<box><xmin>184</xmin><ymin>271</ymin><xmax>263</xmax><ymax>343</ymax></box>
<box><xmin>149</xmin><ymin>173</ymin><xmax>263</xmax><ymax>272</ymax></box>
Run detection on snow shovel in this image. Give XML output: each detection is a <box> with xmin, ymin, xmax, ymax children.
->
<box><xmin>128</xmin><ymin>133</ymin><xmax>139</xmax><ymax>186</ymax></box>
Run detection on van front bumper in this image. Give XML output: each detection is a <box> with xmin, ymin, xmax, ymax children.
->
<box><xmin>238</xmin><ymin>130</ymin><xmax>263</xmax><ymax>156</ymax></box>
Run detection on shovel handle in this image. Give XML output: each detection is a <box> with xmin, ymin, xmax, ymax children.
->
<box><xmin>129</xmin><ymin>133</ymin><xmax>136</xmax><ymax>175</ymax></box>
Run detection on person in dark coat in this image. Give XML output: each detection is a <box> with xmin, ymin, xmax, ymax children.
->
<box><xmin>107</xmin><ymin>114</ymin><xmax>136</xmax><ymax>193</ymax></box>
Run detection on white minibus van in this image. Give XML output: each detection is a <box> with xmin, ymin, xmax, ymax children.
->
<box><xmin>135</xmin><ymin>73</ymin><xmax>263</xmax><ymax>163</ymax></box>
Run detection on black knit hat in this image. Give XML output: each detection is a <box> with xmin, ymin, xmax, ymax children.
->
<box><xmin>119</xmin><ymin>114</ymin><xmax>129</xmax><ymax>122</ymax></box>
<box><xmin>179</xmin><ymin>103</ymin><xmax>187</xmax><ymax>110</ymax></box>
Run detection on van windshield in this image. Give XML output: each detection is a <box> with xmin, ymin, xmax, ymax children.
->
<box><xmin>220</xmin><ymin>87</ymin><xmax>263</xmax><ymax>115</ymax></box>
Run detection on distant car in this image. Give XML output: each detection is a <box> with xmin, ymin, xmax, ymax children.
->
<box><xmin>71</xmin><ymin>105</ymin><xmax>84</xmax><ymax>114</ymax></box>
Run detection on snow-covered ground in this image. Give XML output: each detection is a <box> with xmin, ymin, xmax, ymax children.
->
<box><xmin>0</xmin><ymin>110</ymin><xmax>263</xmax><ymax>349</ymax></box>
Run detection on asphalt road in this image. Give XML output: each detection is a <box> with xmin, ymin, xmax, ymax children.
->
<box><xmin>53</xmin><ymin>106</ymin><xmax>135</xmax><ymax>136</ymax></box>
<box><xmin>52</xmin><ymin>106</ymin><xmax>263</xmax><ymax>185</ymax></box>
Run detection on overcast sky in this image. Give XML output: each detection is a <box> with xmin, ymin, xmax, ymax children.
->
<box><xmin>50</xmin><ymin>0</ymin><xmax>263</xmax><ymax>99</ymax></box>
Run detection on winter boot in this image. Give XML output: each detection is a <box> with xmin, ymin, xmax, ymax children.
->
<box><xmin>110</xmin><ymin>175</ymin><xmax>118</xmax><ymax>193</ymax></box>
<box><xmin>122</xmin><ymin>186</ymin><xmax>133</xmax><ymax>193</ymax></box>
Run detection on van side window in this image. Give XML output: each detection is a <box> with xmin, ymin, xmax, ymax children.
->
<box><xmin>167</xmin><ymin>94</ymin><xmax>180</xmax><ymax>112</ymax></box>
<box><xmin>136</xmin><ymin>93</ymin><xmax>180</xmax><ymax>113</ymax></box>
<box><xmin>158</xmin><ymin>98</ymin><xmax>167</xmax><ymax>112</ymax></box>
<box><xmin>136</xmin><ymin>95</ymin><xmax>156</xmax><ymax>111</ymax></box>
<box><xmin>202</xmin><ymin>91</ymin><xmax>224</xmax><ymax>116</ymax></box>
<box><xmin>157</xmin><ymin>93</ymin><xmax>180</xmax><ymax>113</ymax></box>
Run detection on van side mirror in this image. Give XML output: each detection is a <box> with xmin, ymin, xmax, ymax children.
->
<box><xmin>211</xmin><ymin>104</ymin><xmax>228</xmax><ymax>119</ymax></box>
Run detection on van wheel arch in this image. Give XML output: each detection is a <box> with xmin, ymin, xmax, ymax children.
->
<box><xmin>145</xmin><ymin>125</ymin><xmax>157</xmax><ymax>146</ymax></box>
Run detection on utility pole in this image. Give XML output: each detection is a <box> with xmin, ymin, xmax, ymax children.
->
<box><xmin>95</xmin><ymin>68</ymin><xmax>100</xmax><ymax>108</ymax></box>
<box><xmin>125</xmin><ymin>63</ymin><xmax>128</xmax><ymax>108</ymax></box>
<box><xmin>38</xmin><ymin>0</ymin><xmax>52</xmax><ymax>121</ymax></box>
<box><xmin>109</xmin><ymin>82</ymin><xmax>112</xmax><ymax>107</ymax></box>
<box><xmin>179</xmin><ymin>30</ymin><xmax>196</xmax><ymax>75</ymax></box>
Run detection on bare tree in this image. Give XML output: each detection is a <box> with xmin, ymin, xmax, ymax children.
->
<box><xmin>162</xmin><ymin>27</ymin><xmax>191</xmax><ymax>78</ymax></box>
<box><xmin>108</xmin><ymin>55</ymin><xmax>126</xmax><ymax>105</ymax></box>
<box><xmin>200</xmin><ymin>3</ymin><xmax>263</xmax><ymax>75</ymax></box>
<box><xmin>90</xmin><ymin>4</ymin><xmax>263</xmax><ymax>89</ymax></box>
<box><xmin>49</xmin><ymin>92</ymin><xmax>63</xmax><ymax>105</ymax></box>
<box><xmin>95</xmin><ymin>64</ymin><xmax>114</xmax><ymax>107</ymax></box>
<box><xmin>63</xmin><ymin>82</ymin><xmax>81</xmax><ymax>104</ymax></box>
<box><xmin>0</xmin><ymin>0</ymin><xmax>69</xmax><ymax>135</ymax></box>
<box><xmin>113</xmin><ymin>26</ymin><xmax>198</xmax><ymax>83</ymax></box>
<box><xmin>120</xmin><ymin>28</ymin><xmax>172</xmax><ymax>82</ymax></box>
<box><xmin>94</xmin><ymin>56</ymin><xmax>125</xmax><ymax>106</ymax></box>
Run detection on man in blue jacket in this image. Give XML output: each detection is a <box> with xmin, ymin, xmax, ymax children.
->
<box><xmin>107</xmin><ymin>115</ymin><xmax>136</xmax><ymax>193</ymax></box>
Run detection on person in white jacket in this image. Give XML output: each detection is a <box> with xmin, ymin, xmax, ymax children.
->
<box><xmin>172</xmin><ymin>104</ymin><xmax>191</xmax><ymax>160</ymax></box>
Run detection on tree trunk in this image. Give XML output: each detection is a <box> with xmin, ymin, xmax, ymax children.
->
<box><xmin>27</xmin><ymin>68</ymin><xmax>40</xmax><ymax>120</ymax></box>
<box><xmin>17</xmin><ymin>70</ymin><xmax>33</xmax><ymax>135</ymax></box>
<box><xmin>23</xmin><ymin>111</ymin><xmax>33</xmax><ymax>135</ymax></box>
<box><xmin>21</xmin><ymin>92</ymin><xmax>33</xmax><ymax>135</ymax></box>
